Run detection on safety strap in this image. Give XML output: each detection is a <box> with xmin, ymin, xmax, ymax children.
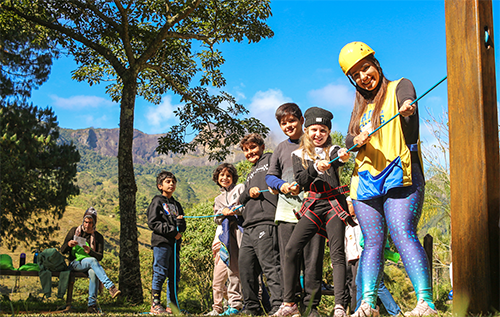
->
<box><xmin>296</xmin><ymin>185</ymin><xmax>357</xmax><ymax>231</ymax></box>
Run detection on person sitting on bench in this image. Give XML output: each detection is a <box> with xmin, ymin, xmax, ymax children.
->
<box><xmin>61</xmin><ymin>207</ymin><xmax>121</xmax><ymax>313</ymax></box>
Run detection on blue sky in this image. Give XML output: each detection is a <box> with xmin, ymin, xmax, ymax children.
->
<box><xmin>29</xmin><ymin>0</ymin><xmax>499</xmax><ymax>150</ymax></box>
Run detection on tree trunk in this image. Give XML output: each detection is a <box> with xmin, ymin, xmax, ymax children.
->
<box><xmin>117</xmin><ymin>72</ymin><xmax>143</xmax><ymax>303</ymax></box>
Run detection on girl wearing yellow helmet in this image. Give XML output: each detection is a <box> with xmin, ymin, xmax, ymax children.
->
<box><xmin>338</xmin><ymin>42</ymin><xmax>437</xmax><ymax>317</ymax></box>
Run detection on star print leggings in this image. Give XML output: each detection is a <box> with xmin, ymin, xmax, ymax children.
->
<box><xmin>353</xmin><ymin>163</ymin><xmax>435</xmax><ymax>310</ymax></box>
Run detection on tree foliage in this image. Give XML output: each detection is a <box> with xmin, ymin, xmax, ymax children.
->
<box><xmin>2</xmin><ymin>0</ymin><xmax>274</xmax><ymax>303</ymax></box>
<box><xmin>0</xmin><ymin>8</ymin><xmax>58</xmax><ymax>99</ymax></box>
<box><xmin>0</xmin><ymin>103</ymin><xmax>79</xmax><ymax>251</ymax></box>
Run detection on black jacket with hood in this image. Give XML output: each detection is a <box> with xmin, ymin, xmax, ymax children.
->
<box><xmin>147</xmin><ymin>194</ymin><xmax>186</xmax><ymax>248</ymax></box>
<box><xmin>238</xmin><ymin>152</ymin><xmax>278</xmax><ymax>228</ymax></box>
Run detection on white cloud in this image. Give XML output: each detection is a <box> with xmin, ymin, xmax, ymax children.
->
<box><xmin>79</xmin><ymin>114</ymin><xmax>110</xmax><ymax>127</ymax></box>
<box><xmin>248</xmin><ymin>89</ymin><xmax>292</xmax><ymax>133</ymax></box>
<box><xmin>145</xmin><ymin>95</ymin><xmax>179</xmax><ymax>130</ymax></box>
<box><xmin>50</xmin><ymin>94</ymin><xmax>114</xmax><ymax>109</ymax></box>
<box><xmin>307</xmin><ymin>83</ymin><xmax>353</xmax><ymax>109</ymax></box>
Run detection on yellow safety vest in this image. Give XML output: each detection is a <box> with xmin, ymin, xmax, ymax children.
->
<box><xmin>350</xmin><ymin>79</ymin><xmax>420</xmax><ymax>200</ymax></box>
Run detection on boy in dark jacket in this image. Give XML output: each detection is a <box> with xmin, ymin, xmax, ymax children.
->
<box><xmin>147</xmin><ymin>171</ymin><xmax>186</xmax><ymax>315</ymax></box>
<box><xmin>237</xmin><ymin>133</ymin><xmax>282</xmax><ymax>316</ymax></box>
<box><xmin>266</xmin><ymin>103</ymin><xmax>325</xmax><ymax>317</ymax></box>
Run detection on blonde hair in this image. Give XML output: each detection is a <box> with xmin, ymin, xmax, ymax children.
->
<box><xmin>299</xmin><ymin>126</ymin><xmax>332</xmax><ymax>169</ymax></box>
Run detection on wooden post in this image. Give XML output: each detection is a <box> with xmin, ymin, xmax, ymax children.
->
<box><xmin>444</xmin><ymin>0</ymin><xmax>499</xmax><ymax>314</ymax></box>
<box><xmin>423</xmin><ymin>234</ymin><xmax>433</xmax><ymax>287</ymax></box>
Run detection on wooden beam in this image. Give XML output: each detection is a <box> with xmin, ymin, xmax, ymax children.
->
<box><xmin>445</xmin><ymin>0</ymin><xmax>499</xmax><ymax>314</ymax></box>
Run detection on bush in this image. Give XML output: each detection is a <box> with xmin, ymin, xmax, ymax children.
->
<box><xmin>178</xmin><ymin>201</ymin><xmax>217</xmax><ymax>314</ymax></box>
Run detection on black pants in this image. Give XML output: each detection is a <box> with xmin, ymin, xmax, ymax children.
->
<box><xmin>278</xmin><ymin>221</ymin><xmax>325</xmax><ymax>308</ymax></box>
<box><xmin>346</xmin><ymin>259</ymin><xmax>359</xmax><ymax>311</ymax></box>
<box><xmin>239</xmin><ymin>224</ymin><xmax>282</xmax><ymax>311</ymax></box>
<box><xmin>283</xmin><ymin>199</ymin><xmax>347</xmax><ymax>307</ymax></box>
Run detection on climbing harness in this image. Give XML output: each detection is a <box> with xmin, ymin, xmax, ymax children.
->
<box><xmin>329</xmin><ymin>75</ymin><xmax>448</xmax><ymax>165</ymax></box>
<box><xmin>295</xmin><ymin>184</ymin><xmax>355</xmax><ymax>238</ymax></box>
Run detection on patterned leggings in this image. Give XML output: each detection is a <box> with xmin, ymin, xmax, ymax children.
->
<box><xmin>353</xmin><ymin>164</ymin><xmax>435</xmax><ymax>310</ymax></box>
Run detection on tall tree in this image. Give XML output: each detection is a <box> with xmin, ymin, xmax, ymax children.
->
<box><xmin>1</xmin><ymin>0</ymin><xmax>273</xmax><ymax>303</ymax></box>
<box><xmin>0</xmin><ymin>103</ymin><xmax>80</xmax><ymax>251</ymax></box>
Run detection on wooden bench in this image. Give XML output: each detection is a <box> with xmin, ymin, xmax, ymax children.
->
<box><xmin>0</xmin><ymin>269</ymin><xmax>88</xmax><ymax>309</ymax></box>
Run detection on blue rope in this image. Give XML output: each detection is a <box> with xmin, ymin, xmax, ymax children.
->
<box><xmin>170</xmin><ymin>206</ymin><xmax>242</xmax><ymax>308</ymax></box>
<box><xmin>173</xmin><ymin>229</ymin><xmax>180</xmax><ymax>310</ymax></box>
<box><xmin>184</xmin><ymin>214</ymin><xmax>222</xmax><ymax>219</ymax></box>
<box><xmin>328</xmin><ymin>75</ymin><xmax>447</xmax><ymax>164</ymax></box>
<box><xmin>258</xmin><ymin>189</ymin><xmax>269</xmax><ymax>193</ymax></box>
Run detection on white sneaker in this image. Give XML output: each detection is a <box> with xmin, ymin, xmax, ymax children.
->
<box><xmin>205</xmin><ymin>310</ymin><xmax>222</xmax><ymax>316</ymax></box>
<box><xmin>404</xmin><ymin>300</ymin><xmax>437</xmax><ymax>316</ymax></box>
<box><xmin>271</xmin><ymin>303</ymin><xmax>300</xmax><ymax>317</ymax></box>
<box><xmin>350</xmin><ymin>302</ymin><xmax>379</xmax><ymax>317</ymax></box>
<box><xmin>334</xmin><ymin>305</ymin><xmax>347</xmax><ymax>317</ymax></box>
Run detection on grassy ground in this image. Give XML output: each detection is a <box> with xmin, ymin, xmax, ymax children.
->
<box><xmin>0</xmin><ymin>205</ymin><xmax>154</xmax><ymax>312</ymax></box>
<box><xmin>0</xmin><ymin>206</ymin><xmax>493</xmax><ymax>316</ymax></box>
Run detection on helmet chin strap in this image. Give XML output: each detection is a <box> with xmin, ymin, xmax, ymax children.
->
<box><xmin>348</xmin><ymin>65</ymin><xmax>383</xmax><ymax>100</ymax></box>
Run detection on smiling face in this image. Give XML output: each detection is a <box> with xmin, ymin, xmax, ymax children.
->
<box><xmin>158</xmin><ymin>177</ymin><xmax>177</xmax><ymax>198</ymax></box>
<box><xmin>307</xmin><ymin>124</ymin><xmax>330</xmax><ymax>147</ymax></box>
<box><xmin>280</xmin><ymin>114</ymin><xmax>304</xmax><ymax>139</ymax></box>
<box><xmin>218</xmin><ymin>168</ymin><xmax>234</xmax><ymax>189</ymax></box>
<box><xmin>349</xmin><ymin>58</ymin><xmax>380</xmax><ymax>91</ymax></box>
<box><xmin>242</xmin><ymin>141</ymin><xmax>265</xmax><ymax>165</ymax></box>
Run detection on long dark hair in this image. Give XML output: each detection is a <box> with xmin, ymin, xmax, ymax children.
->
<box><xmin>347</xmin><ymin>55</ymin><xmax>389</xmax><ymax>136</ymax></box>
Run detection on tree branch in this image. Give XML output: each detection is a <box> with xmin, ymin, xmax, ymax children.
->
<box><xmin>72</xmin><ymin>0</ymin><xmax>123</xmax><ymax>31</ymax></box>
<box><xmin>3</xmin><ymin>4</ymin><xmax>128</xmax><ymax>77</ymax></box>
<box><xmin>137</xmin><ymin>0</ymin><xmax>202</xmax><ymax>65</ymax></box>
<box><xmin>113</xmin><ymin>0</ymin><xmax>136</xmax><ymax>67</ymax></box>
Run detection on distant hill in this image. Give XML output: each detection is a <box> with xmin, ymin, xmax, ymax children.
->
<box><xmin>59</xmin><ymin>128</ymin><xmax>249</xmax><ymax>166</ymax></box>
<box><xmin>58</xmin><ymin>127</ymin><xmax>277</xmax><ymax>216</ymax></box>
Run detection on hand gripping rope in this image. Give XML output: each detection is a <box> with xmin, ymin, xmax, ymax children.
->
<box><xmin>328</xmin><ymin>75</ymin><xmax>448</xmax><ymax>165</ymax></box>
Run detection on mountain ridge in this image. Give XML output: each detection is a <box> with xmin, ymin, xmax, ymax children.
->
<box><xmin>59</xmin><ymin>127</ymin><xmax>254</xmax><ymax>167</ymax></box>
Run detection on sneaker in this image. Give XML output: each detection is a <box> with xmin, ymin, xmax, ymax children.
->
<box><xmin>87</xmin><ymin>304</ymin><xmax>101</xmax><ymax>314</ymax></box>
<box><xmin>268</xmin><ymin>306</ymin><xmax>282</xmax><ymax>316</ymax></box>
<box><xmin>206</xmin><ymin>310</ymin><xmax>223</xmax><ymax>316</ymax></box>
<box><xmin>109</xmin><ymin>285</ymin><xmax>121</xmax><ymax>299</ymax></box>
<box><xmin>334</xmin><ymin>305</ymin><xmax>346</xmax><ymax>317</ymax></box>
<box><xmin>350</xmin><ymin>302</ymin><xmax>379</xmax><ymax>317</ymax></box>
<box><xmin>220</xmin><ymin>307</ymin><xmax>242</xmax><ymax>315</ymax></box>
<box><xmin>151</xmin><ymin>304</ymin><xmax>170</xmax><ymax>315</ymax></box>
<box><xmin>404</xmin><ymin>300</ymin><xmax>437</xmax><ymax>316</ymax></box>
<box><xmin>271</xmin><ymin>303</ymin><xmax>300</xmax><ymax>317</ymax></box>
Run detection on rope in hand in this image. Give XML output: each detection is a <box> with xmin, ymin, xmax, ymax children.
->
<box><xmin>328</xmin><ymin>75</ymin><xmax>448</xmax><ymax>164</ymax></box>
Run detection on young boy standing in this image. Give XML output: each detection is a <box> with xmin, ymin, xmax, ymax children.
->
<box><xmin>266</xmin><ymin>103</ymin><xmax>326</xmax><ymax>317</ymax></box>
<box><xmin>237</xmin><ymin>133</ymin><xmax>282</xmax><ymax>316</ymax></box>
<box><xmin>147</xmin><ymin>171</ymin><xmax>186</xmax><ymax>315</ymax></box>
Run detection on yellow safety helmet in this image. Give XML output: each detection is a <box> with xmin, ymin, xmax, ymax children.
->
<box><xmin>338</xmin><ymin>42</ymin><xmax>375</xmax><ymax>75</ymax></box>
